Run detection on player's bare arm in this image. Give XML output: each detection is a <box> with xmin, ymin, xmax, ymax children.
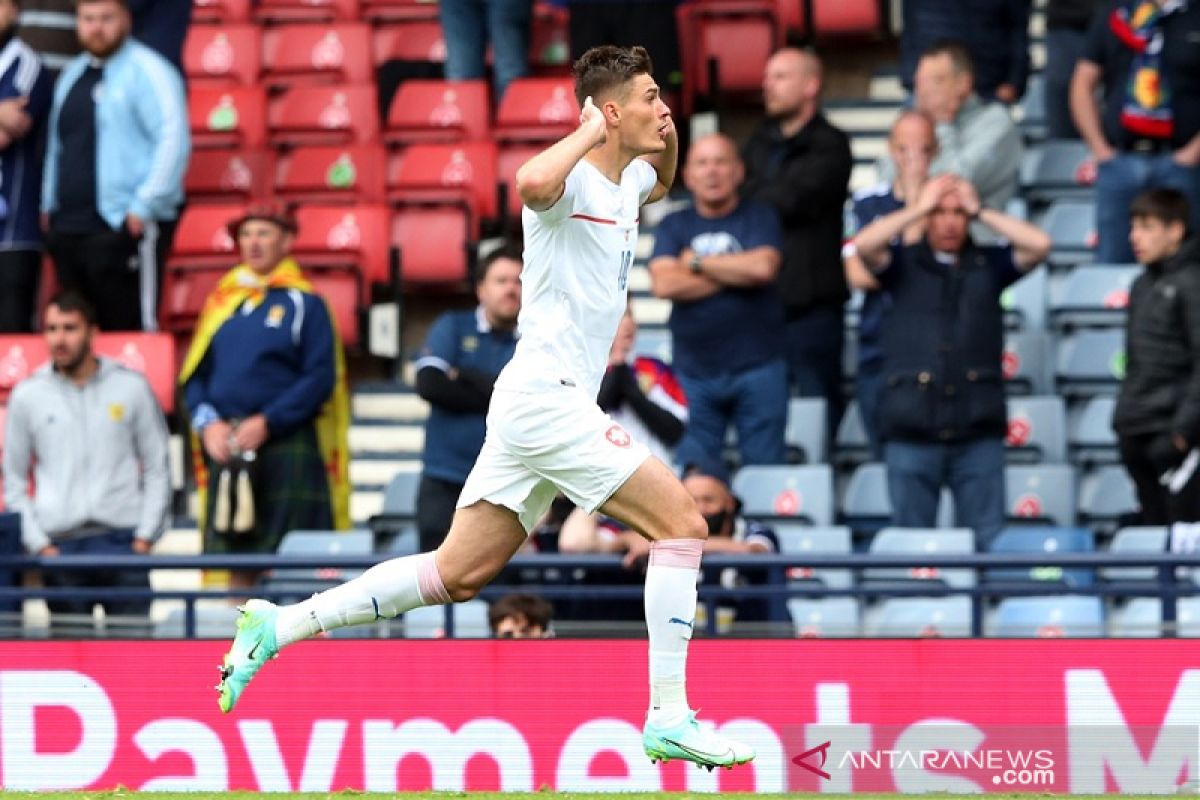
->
<box><xmin>515</xmin><ymin>96</ymin><xmax>607</xmax><ymax>211</ymax></box>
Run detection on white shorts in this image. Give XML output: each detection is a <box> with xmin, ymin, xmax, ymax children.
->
<box><xmin>456</xmin><ymin>386</ymin><xmax>651</xmax><ymax>532</ymax></box>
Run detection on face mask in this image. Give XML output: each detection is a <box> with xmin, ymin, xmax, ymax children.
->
<box><xmin>703</xmin><ymin>509</ymin><xmax>730</xmax><ymax>536</ymax></box>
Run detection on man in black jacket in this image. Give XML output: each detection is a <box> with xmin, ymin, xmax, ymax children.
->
<box><xmin>741</xmin><ymin>47</ymin><xmax>852</xmax><ymax>438</ymax></box>
<box><xmin>1114</xmin><ymin>188</ymin><xmax>1200</xmax><ymax>526</ymax></box>
<box><xmin>412</xmin><ymin>244</ymin><xmax>522</xmax><ymax>549</ymax></box>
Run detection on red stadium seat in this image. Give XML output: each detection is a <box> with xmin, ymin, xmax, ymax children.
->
<box><xmin>261</xmin><ymin>24</ymin><xmax>373</xmax><ymax>88</ymax></box>
<box><xmin>269</xmin><ymin>85</ymin><xmax>379</xmax><ymax>147</ymax></box>
<box><xmin>292</xmin><ymin>204</ymin><xmax>392</xmax><ymax>290</ymax></box>
<box><xmin>189</xmin><ymin>87</ymin><xmax>267</xmax><ymax>149</ymax></box>
<box><xmin>361</xmin><ymin>0</ymin><xmax>440</xmax><ymax>22</ymax></box>
<box><xmin>773</xmin><ymin>0</ymin><xmax>807</xmax><ymax>38</ymax></box>
<box><xmin>813</xmin><ymin>0</ymin><xmax>880</xmax><ymax>36</ymax></box>
<box><xmin>493</xmin><ymin>77</ymin><xmax>579</xmax><ymax>143</ymax></box>
<box><xmin>276</xmin><ymin>144</ymin><xmax>387</xmax><ymax>204</ymax></box>
<box><xmin>0</xmin><ymin>335</ymin><xmax>47</xmax><ymax>403</ymax></box>
<box><xmin>677</xmin><ymin>0</ymin><xmax>778</xmax><ymax>116</ymax></box>
<box><xmin>391</xmin><ymin>206</ymin><xmax>470</xmax><ymax>284</ymax></box>
<box><xmin>170</xmin><ymin>204</ymin><xmax>244</xmax><ymax>270</ymax></box>
<box><xmin>191</xmin><ymin>0</ymin><xmax>252</xmax><ymax>23</ymax></box>
<box><xmin>185</xmin><ymin>149</ymin><xmax>275</xmax><ymax>204</ymax></box>
<box><xmin>184</xmin><ymin>24</ymin><xmax>260</xmax><ymax>88</ymax></box>
<box><xmin>384</xmin><ymin>79</ymin><xmax>489</xmax><ymax>145</ymax></box>
<box><xmin>528</xmin><ymin>4</ymin><xmax>571</xmax><ymax>76</ymax></box>
<box><xmin>161</xmin><ymin>268</ymin><xmax>224</xmax><ymax>333</ymax></box>
<box><xmin>254</xmin><ymin>0</ymin><xmax>359</xmax><ymax>23</ymax></box>
<box><xmin>307</xmin><ymin>272</ymin><xmax>361</xmax><ymax>347</ymax></box>
<box><xmin>372</xmin><ymin>20</ymin><xmax>446</xmax><ymax>65</ymax></box>
<box><xmin>497</xmin><ymin>143</ymin><xmax>541</xmax><ymax>219</ymax></box>
<box><xmin>386</xmin><ymin>142</ymin><xmax>498</xmax><ymax>234</ymax></box>
<box><xmin>94</xmin><ymin>333</ymin><xmax>178</xmax><ymax>412</ymax></box>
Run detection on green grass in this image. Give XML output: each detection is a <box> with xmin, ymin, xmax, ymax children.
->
<box><xmin>0</xmin><ymin>794</ymin><xmax>1183</xmax><ymax>800</ymax></box>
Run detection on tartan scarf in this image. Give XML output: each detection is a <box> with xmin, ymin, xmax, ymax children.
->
<box><xmin>1109</xmin><ymin>0</ymin><xmax>1187</xmax><ymax>139</ymax></box>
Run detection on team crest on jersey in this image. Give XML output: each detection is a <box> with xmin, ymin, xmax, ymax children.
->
<box><xmin>108</xmin><ymin>403</ymin><xmax>125</xmax><ymax>422</ymax></box>
<box><xmin>605</xmin><ymin>424</ymin><xmax>631</xmax><ymax>448</ymax></box>
<box><xmin>265</xmin><ymin>304</ymin><xmax>286</xmax><ymax>328</ymax></box>
<box><xmin>462</xmin><ymin>335</ymin><xmax>478</xmax><ymax>352</ymax></box>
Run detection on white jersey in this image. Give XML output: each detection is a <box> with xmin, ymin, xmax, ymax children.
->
<box><xmin>495</xmin><ymin>158</ymin><xmax>658</xmax><ymax>399</ymax></box>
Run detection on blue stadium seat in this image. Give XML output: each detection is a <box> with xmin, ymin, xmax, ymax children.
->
<box><xmin>865</xmin><ymin>527</ymin><xmax>976</xmax><ymax>589</ymax></box>
<box><xmin>1005</xmin><ymin>395</ymin><xmax>1067</xmax><ymax>464</ymax></box>
<box><xmin>785</xmin><ymin>397</ymin><xmax>827</xmax><ymax>464</ymax></box>
<box><xmin>1003</xmin><ymin>331</ymin><xmax>1054</xmax><ymax>395</ymax></box>
<box><xmin>834</xmin><ymin>400</ymin><xmax>872</xmax><ymax>468</ymax></box>
<box><xmin>1114</xmin><ymin>597</ymin><xmax>1200</xmax><ymax>637</ymax></box>
<box><xmin>991</xmin><ymin>595</ymin><xmax>1104</xmax><ymax>637</ymax></box>
<box><xmin>788</xmin><ymin>598</ymin><xmax>860</xmax><ymax>637</ymax></box>
<box><xmin>1006</xmin><ymin>464</ymin><xmax>1077</xmax><ymax>526</ymax></box>
<box><xmin>1102</xmin><ymin>526</ymin><xmax>1168</xmax><ymax>582</ymax></box>
<box><xmin>987</xmin><ymin>526</ymin><xmax>1095</xmax><ymax>588</ymax></box>
<box><xmin>1001</xmin><ymin>267</ymin><xmax>1047</xmax><ymax>331</ymax></box>
<box><xmin>1018</xmin><ymin>138</ymin><xmax>1094</xmax><ymax>204</ymax></box>
<box><xmin>842</xmin><ymin>461</ymin><xmax>891</xmax><ymax>533</ymax></box>
<box><xmin>369</xmin><ymin>469</ymin><xmax>421</xmax><ymax>538</ymax></box>
<box><xmin>865</xmin><ymin>596</ymin><xmax>972</xmax><ymax>637</ymax></box>
<box><xmin>1056</xmin><ymin>328</ymin><xmax>1125</xmax><ymax>399</ymax></box>
<box><xmin>774</xmin><ymin>523</ymin><xmax>852</xmax><ymax>589</ymax></box>
<box><xmin>262</xmin><ymin>529</ymin><xmax>375</xmax><ymax>599</ymax></box>
<box><xmin>1048</xmin><ymin>264</ymin><xmax>1138</xmax><ymax>331</ymax></box>
<box><xmin>1078</xmin><ymin>465</ymin><xmax>1139</xmax><ymax>535</ymax></box>
<box><xmin>1015</xmin><ymin>73</ymin><xmax>1047</xmax><ymax>141</ymax></box>
<box><xmin>1038</xmin><ymin>199</ymin><xmax>1096</xmax><ymax>266</ymax></box>
<box><xmin>732</xmin><ymin>465</ymin><xmax>834</xmax><ymax>525</ymax></box>
<box><xmin>403</xmin><ymin>600</ymin><xmax>490</xmax><ymax>638</ymax></box>
<box><xmin>1069</xmin><ymin>395</ymin><xmax>1120</xmax><ymax>466</ymax></box>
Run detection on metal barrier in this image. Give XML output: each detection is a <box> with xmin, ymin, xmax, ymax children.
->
<box><xmin>2</xmin><ymin>552</ymin><xmax>1198</xmax><ymax>638</ymax></box>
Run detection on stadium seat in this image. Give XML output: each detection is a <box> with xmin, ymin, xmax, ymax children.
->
<box><xmin>676</xmin><ymin>0</ymin><xmax>778</xmax><ymax>115</ymax></box>
<box><xmin>1078</xmin><ymin>464</ymin><xmax>1139</xmax><ymax>535</ymax></box>
<box><xmin>261</xmin><ymin>24</ymin><xmax>373</xmax><ymax>88</ymax></box>
<box><xmin>1038</xmin><ymin>199</ymin><xmax>1097</xmax><ymax>265</ymax></box>
<box><xmin>291</xmin><ymin>204</ymin><xmax>392</xmax><ymax>290</ymax></box>
<box><xmin>168</xmin><ymin>204</ymin><xmax>243</xmax><ymax>271</ymax></box>
<box><xmin>812</xmin><ymin>0</ymin><xmax>882</xmax><ymax>36</ymax></box>
<box><xmin>183</xmin><ymin>24</ymin><xmax>260</xmax><ymax>88</ymax></box>
<box><xmin>493</xmin><ymin>77</ymin><xmax>579</xmax><ymax>143</ymax></box>
<box><xmin>1055</xmin><ymin>329</ymin><xmax>1125</xmax><ymax>399</ymax></box>
<box><xmin>387</xmin><ymin>142</ymin><xmax>500</xmax><ymax>235</ymax></box>
<box><xmin>261</xmin><ymin>529</ymin><xmax>374</xmax><ymax>600</ymax></box>
<box><xmin>93</xmin><ymin>333</ymin><xmax>178</xmax><ymax>412</ymax></box>
<box><xmin>528</xmin><ymin>3</ymin><xmax>571</xmax><ymax>74</ymax></box>
<box><xmin>372</xmin><ymin>20</ymin><xmax>447</xmax><ymax>65</ymax></box>
<box><xmin>1003</xmin><ymin>331</ymin><xmax>1054</xmax><ymax>395</ymax></box>
<box><xmin>1006</xmin><ymin>464</ymin><xmax>1077</xmax><ymax>526</ymax></box>
<box><xmin>154</xmin><ymin>605</ymin><xmax>242</xmax><ymax>638</ymax></box>
<box><xmin>731</xmin><ymin>464</ymin><xmax>834</xmax><ymax>525</ymax></box>
<box><xmin>1005</xmin><ymin>395</ymin><xmax>1067</xmax><ymax>464</ymax></box>
<box><xmin>1015</xmin><ymin>73</ymin><xmax>1047</xmax><ymax>141</ymax></box>
<box><xmin>189</xmin><ymin>87</ymin><xmax>268</xmax><ymax>149</ymax></box>
<box><xmin>0</xmin><ymin>335</ymin><xmax>47</xmax><ymax>403</ymax></box>
<box><xmin>865</xmin><ymin>527</ymin><xmax>976</xmax><ymax>589</ymax></box>
<box><xmin>254</xmin><ymin>0</ymin><xmax>359</xmax><ymax>23</ymax></box>
<box><xmin>308</xmin><ymin>271</ymin><xmax>362</xmax><ymax>347</ymax></box>
<box><xmin>185</xmin><ymin>149</ymin><xmax>274</xmax><ymax>205</ymax></box>
<box><xmin>382</xmin><ymin>469</ymin><xmax>421</xmax><ymax>516</ymax></box>
<box><xmin>991</xmin><ymin>595</ymin><xmax>1104</xmax><ymax>637</ymax></box>
<box><xmin>403</xmin><ymin>600</ymin><xmax>490</xmax><ymax>638</ymax></box>
<box><xmin>841</xmin><ymin>461</ymin><xmax>891</xmax><ymax>532</ymax></box>
<box><xmin>191</xmin><ymin>0</ymin><xmax>252</xmax><ymax>23</ymax></box>
<box><xmin>1068</xmin><ymin>395</ymin><xmax>1119</xmax><ymax>466</ymax></box>
<box><xmin>391</xmin><ymin>206</ymin><xmax>471</xmax><ymax>284</ymax></box>
<box><xmin>1110</xmin><ymin>597</ymin><xmax>1200</xmax><ymax>637</ymax></box>
<box><xmin>161</xmin><ymin>268</ymin><xmax>224</xmax><ymax>332</ymax></box>
<box><xmin>632</xmin><ymin>327</ymin><xmax>672</xmax><ymax>364</ymax></box>
<box><xmin>774</xmin><ymin>523</ymin><xmax>852</xmax><ymax>589</ymax></box>
<box><xmin>497</xmin><ymin>143</ymin><xmax>542</xmax><ymax>218</ymax></box>
<box><xmin>275</xmin><ymin>144</ymin><xmax>388</xmax><ymax>205</ymax></box>
<box><xmin>865</xmin><ymin>596</ymin><xmax>972</xmax><ymax>637</ymax></box>
<box><xmin>784</xmin><ymin>397</ymin><xmax>827</xmax><ymax>464</ymax></box>
<box><xmin>382</xmin><ymin>525</ymin><xmax>419</xmax><ymax>555</ymax></box>
<box><xmin>986</xmin><ymin>526</ymin><xmax>1095</xmax><ymax>588</ymax></box>
<box><xmin>384</xmin><ymin>79</ymin><xmax>490</xmax><ymax>145</ymax></box>
<box><xmin>268</xmin><ymin>85</ymin><xmax>379</xmax><ymax>147</ymax></box>
<box><xmin>1019</xmin><ymin>138</ymin><xmax>1096</xmax><ymax>204</ymax></box>
<box><xmin>833</xmin><ymin>400</ymin><xmax>872</xmax><ymax>468</ymax></box>
<box><xmin>787</xmin><ymin>597</ymin><xmax>860</xmax><ymax>637</ymax></box>
<box><xmin>361</xmin><ymin>0</ymin><xmax>442</xmax><ymax>22</ymax></box>
<box><xmin>1001</xmin><ymin>267</ymin><xmax>1047</xmax><ymax>331</ymax></box>
<box><xmin>1048</xmin><ymin>264</ymin><xmax>1138</xmax><ymax>331</ymax></box>
<box><xmin>1102</xmin><ymin>525</ymin><xmax>1168</xmax><ymax>582</ymax></box>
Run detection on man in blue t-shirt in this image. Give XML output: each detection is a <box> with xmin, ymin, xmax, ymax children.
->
<box><xmin>649</xmin><ymin>133</ymin><xmax>787</xmax><ymax>467</ymax></box>
<box><xmin>413</xmin><ymin>244</ymin><xmax>522</xmax><ymax>550</ymax></box>
<box><xmin>843</xmin><ymin>110</ymin><xmax>939</xmax><ymax>458</ymax></box>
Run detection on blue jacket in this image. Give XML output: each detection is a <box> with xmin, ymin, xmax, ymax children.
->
<box><xmin>0</xmin><ymin>34</ymin><xmax>51</xmax><ymax>250</ymax></box>
<box><xmin>42</xmin><ymin>37</ymin><xmax>189</xmax><ymax>226</ymax></box>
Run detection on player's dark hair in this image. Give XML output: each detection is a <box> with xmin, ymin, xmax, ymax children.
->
<box><xmin>476</xmin><ymin>241</ymin><xmax>523</xmax><ymax>284</ymax></box>
<box><xmin>921</xmin><ymin>38</ymin><xmax>974</xmax><ymax>77</ymax></box>
<box><xmin>1130</xmin><ymin>188</ymin><xmax>1191</xmax><ymax>235</ymax></box>
<box><xmin>488</xmin><ymin>592</ymin><xmax>554</xmax><ymax>635</ymax></box>
<box><xmin>75</xmin><ymin>0</ymin><xmax>129</xmax><ymax>7</ymax></box>
<box><xmin>48</xmin><ymin>289</ymin><xmax>98</xmax><ymax>325</ymax></box>
<box><xmin>572</xmin><ymin>45</ymin><xmax>655</xmax><ymax>107</ymax></box>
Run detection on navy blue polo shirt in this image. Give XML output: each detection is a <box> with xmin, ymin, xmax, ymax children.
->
<box><xmin>650</xmin><ymin>199</ymin><xmax>785</xmax><ymax>377</ymax></box>
<box><xmin>847</xmin><ymin>183</ymin><xmax>904</xmax><ymax>370</ymax></box>
<box><xmin>414</xmin><ymin>307</ymin><xmax>518</xmax><ymax>484</ymax></box>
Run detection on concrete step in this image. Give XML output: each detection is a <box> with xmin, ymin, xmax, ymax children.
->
<box><xmin>349</xmin><ymin>424</ymin><xmax>424</xmax><ymax>455</ymax></box>
<box><xmin>352</xmin><ymin>392</ymin><xmax>429</xmax><ymax>422</ymax></box>
<box><xmin>351</xmin><ymin>458</ymin><xmax>420</xmax><ymax>488</ymax></box>
<box><xmin>826</xmin><ymin>105</ymin><xmax>900</xmax><ymax>134</ymax></box>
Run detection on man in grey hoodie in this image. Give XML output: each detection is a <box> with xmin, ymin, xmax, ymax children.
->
<box><xmin>3</xmin><ymin>289</ymin><xmax>170</xmax><ymax>625</ymax></box>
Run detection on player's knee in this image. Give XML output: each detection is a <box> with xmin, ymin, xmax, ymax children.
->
<box><xmin>658</xmin><ymin>508</ymin><xmax>708</xmax><ymax>542</ymax></box>
<box><xmin>443</xmin><ymin>573</ymin><xmax>485</xmax><ymax>603</ymax></box>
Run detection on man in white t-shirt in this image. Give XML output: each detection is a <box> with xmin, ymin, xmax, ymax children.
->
<box><xmin>215</xmin><ymin>45</ymin><xmax>755</xmax><ymax>772</ymax></box>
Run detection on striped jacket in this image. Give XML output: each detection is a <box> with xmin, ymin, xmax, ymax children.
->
<box><xmin>0</xmin><ymin>33</ymin><xmax>51</xmax><ymax>250</ymax></box>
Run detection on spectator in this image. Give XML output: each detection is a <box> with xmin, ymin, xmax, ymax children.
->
<box><xmin>3</xmin><ymin>290</ymin><xmax>170</xmax><ymax>628</ymax></box>
<box><xmin>413</xmin><ymin>244</ymin><xmax>522</xmax><ymax>551</ymax></box>
<box><xmin>882</xmin><ymin>40</ymin><xmax>1023</xmax><ymax>217</ymax></box>
<box><xmin>741</xmin><ymin>47</ymin><xmax>852</xmax><ymax>438</ymax></box>
<box><xmin>844</xmin><ymin>111</ymin><xmax>939</xmax><ymax>458</ymax></box>
<box><xmin>18</xmin><ymin>0</ymin><xmax>74</xmax><ymax>74</ymax></box>
<box><xmin>179</xmin><ymin>204</ymin><xmax>351</xmax><ymax>591</ymax></box>
<box><xmin>565</xmin><ymin>0</ymin><xmax>681</xmax><ymax>99</ymax></box>
<box><xmin>127</xmin><ymin>0</ymin><xmax>189</xmax><ymax>75</ymax></box>
<box><xmin>650</xmin><ymin>133</ymin><xmax>786</xmax><ymax>467</ymax></box>
<box><xmin>852</xmin><ymin>175</ymin><xmax>1051</xmax><ymax>546</ymax></box>
<box><xmin>1113</xmin><ymin>189</ymin><xmax>1200</xmax><ymax>525</ymax></box>
<box><xmin>1044</xmin><ymin>0</ymin><xmax>1107</xmax><ymax>139</ymax></box>
<box><xmin>489</xmin><ymin>591</ymin><xmax>554</xmax><ymax>638</ymax></box>
<box><xmin>41</xmin><ymin>0</ymin><xmax>189</xmax><ymax>333</ymax></box>
<box><xmin>439</xmin><ymin>0</ymin><xmax>531</xmax><ymax>100</ymax></box>
<box><xmin>1070</xmin><ymin>0</ymin><xmax>1200</xmax><ymax>264</ymax></box>
<box><xmin>899</xmin><ymin>0</ymin><xmax>1032</xmax><ymax>104</ymax></box>
<box><xmin>0</xmin><ymin>0</ymin><xmax>52</xmax><ymax>333</ymax></box>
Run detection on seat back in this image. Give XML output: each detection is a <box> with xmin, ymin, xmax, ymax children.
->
<box><xmin>261</xmin><ymin>23</ymin><xmax>373</xmax><ymax>87</ymax></box>
<box><xmin>1005</xmin><ymin>395</ymin><xmax>1067</xmax><ymax>464</ymax></box>
<box><xmin>731</xmin><ymin>464</ymin><xmax>834</xmax><ymax>525</ymax></box>
<box><xmin>372</xmin><ymin>21</ymin><xmax>447</xmax><ymax>63</ymax></box>
<box><xmin>391</xmin><ymin>206</ymin><xmax>471</xmax><ymax>284</ymax></box>
<box><xmin>787</xmin><ymin>597</ymin><xmax>860</xmax><ymax>637</ymax></box>
<box><xmin>1069</xmin><ymin>395</ymin><xmax>1119</xmax><ymax>465</ymax></box>
<box><xmin>387</xmin><ymin>141</ymin><xmax>500</xmax><ymax>231</ymax></box>
<box><xmin>186</xmin><ymin>149</ymin><xmax>275</xmax><ymax>205</ymax></box>
<box><xmin>1055</xmin><ymin>329</ymin><xmax>1126</xmax><ymax>399</ymax></box>
<box><xmin>866</xmin><ymin>596</ymin><xmax>972</xmax><ymax>637</ymax></box>
<box><xmin>1049</xmin><ymin>264</ymin><xmax>1138</xmax><ymax>331</ymax></box>
<box><xmin>1006</xmin><ymin>464</ymin><xmax>1077</xmax><ymax>526</ymax></box>
<box><xmin>94</xmin><ymin>333</ymin><xmax>177</xmax><ymax>412</ymax></box>
<box><xmin>292</xmin><ymin>204</ymin><xmax>392</xmax><ymax>287</ymax></box>
<box><xmin>1003</xmin><ymin>331</ymin><xmax>1053</xmax><ymax>395</ymax></box>
<box><xmin>992</xmin><ymin>595</ymin><xmax>1104</xmax><ymax>637</ymax></box>
<box><xmin>1103</xmin><ymin>525</ymin><xmax>1168</xmax><ymax>582</ymax></box>
<box><xmin>169</xmin><ymin>204</ymin><xmax>243</xmax><ymax>269</ymax></box>
<box><xmin>784</xmin><ymin>397</ymin><xmax>827</xmax><ymax>464</ymax></box>
<box><xmin>189</xmin><ymin>87</ymin><xmax>268</xmax><ymax>149</ymax></box>
<box><xmin>0</xmin><ymin>335</ymin><xmax>48</xmax><ymax>402</ymax></box>
<box><xmin>184</xmin><ymin>24</ymin><xmax>261</xmax><ymax>87</ymax></box>
<box><xmin>866</xmin><ymin>527</ymin><xmax>976</xmax><ymax>589</ymax></box>
<box><xmin>494</xmin><ymin>77</ymin><xmax>579</xmax><ymax>142</ymax></box>
<box><xmin>987</xmin><ymin>525</ymin><xmax>1095</xmax><ymax>587</ymax></box>
<box><xmin>254</xmin><ymin>0</ymin><xmax>360</xmax><ymax>22</ymax></box>
<box><xmin>403</xmin><ymin>600</ymin><xmax>490</xmax><ymax>638</ymax></box>
<box><xmin>276</xmin><ymin>144</ymin><xmax>387</xmax><ymax>204</ymax></box>
<box><xmin>1038</xmin><ymin>199</ymin><xmax>1097</xmax><ymax>264</ymax></box>
<box><xmin>269</xmin><ymin>85</ymin><xmax>379</xmax><ymax>147</ymax></box>
<box><xmin>774</xmin><ymin>523</ymin><xmax>852</xmax><ymax>588</ymax></box>
<box><xmin>1077</xmin><ymin>464</ymin><xmax>1139</xmax><ymax>534</ymax></box>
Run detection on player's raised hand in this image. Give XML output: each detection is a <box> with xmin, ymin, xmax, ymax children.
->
<box><xmin>579</xmin><ymin>96</ymin><xmax>607</xmax><ymax>147</ymax></box>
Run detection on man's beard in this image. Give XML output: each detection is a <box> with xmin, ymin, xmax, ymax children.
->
<box><xmin>83</xmin><ymin>33</ymin><xmax>124</xmax><ymax>58</ymax></box>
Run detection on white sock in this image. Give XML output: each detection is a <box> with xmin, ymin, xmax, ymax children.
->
<box><xmin>644</xmin><ymin>538</ymin><xmax>704</xmax><ymax>727</ymax></box>
<box><xmin>274</xmin><ymin>551</ymin><xmax>452</xmax><ymax>647</ymax></box>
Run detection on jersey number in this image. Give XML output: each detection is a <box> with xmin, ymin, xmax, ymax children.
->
<box><xmin>617</xmin><ymin>251</ymin><xmax>632</xmax><ymax>291</ymax></box>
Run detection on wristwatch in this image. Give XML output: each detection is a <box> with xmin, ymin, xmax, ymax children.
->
<box><xmin>689</xmin><ymin>253</ymin><xmax>703</xmax><ymax>274</ymax></box>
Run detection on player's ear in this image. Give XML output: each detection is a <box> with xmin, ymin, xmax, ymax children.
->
<box><xmin>601</xmin><ymin>98</ymin><xmax>621</xmax><ymax>126</ymax></box>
